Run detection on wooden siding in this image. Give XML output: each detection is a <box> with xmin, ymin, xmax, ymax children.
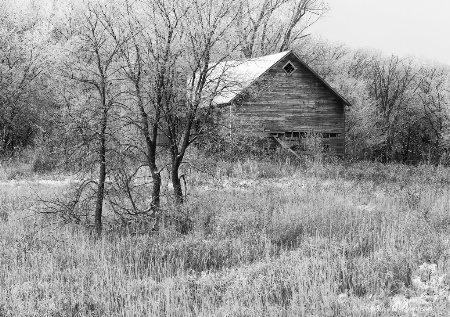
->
<box><xmin>230</xmin><ymin>52</ymin><xmax>345</xmax><ymax>156</ymax></box>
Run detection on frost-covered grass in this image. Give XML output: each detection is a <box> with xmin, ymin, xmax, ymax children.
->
<box><xmin>1</xmin><ymin>160</ymin><xmax>450</xmax><ymax>316</ymax></box>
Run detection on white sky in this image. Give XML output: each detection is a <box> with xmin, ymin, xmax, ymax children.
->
<box><xmin>308</xmin><ymin>0</ymin><xmax>450</xmax><ymax>65</ymax></box>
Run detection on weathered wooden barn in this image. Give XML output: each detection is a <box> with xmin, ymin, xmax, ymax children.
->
<box><xmin>208</xmin><ymin>50</ymin><xmax>350</xmax><ymax>156</ymax></box>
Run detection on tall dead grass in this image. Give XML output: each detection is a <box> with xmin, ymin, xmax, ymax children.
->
<box><xmin>1</xmin><ymin>161</ymin><xmax>450</xmax><ymax>316</ymax></box>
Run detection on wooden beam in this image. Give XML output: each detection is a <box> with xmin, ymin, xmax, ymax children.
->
<box><xmin>273</xmin><ymin>137</ymin><xmax>304</xmax><ymax>161</ymax></box>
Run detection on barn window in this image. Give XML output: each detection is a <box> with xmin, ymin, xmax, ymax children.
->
<box><xmin>283</xmin><ymin>61</ymin><xmax>295</xmax><ymax>74</ymax></box>
<box><xmin>293</xmin><ymin>132</ymin><xmax>299</xmax><ymax>138</ymax></box>
<box><xmin>328</xmin><ymin>133</ymin><xmax>343</xmax><ymax>138</ymax></box>
<box><xmin>270</xmin><ymin>132</ymin><xmax>286</xmax><ymax>139</ymax></box>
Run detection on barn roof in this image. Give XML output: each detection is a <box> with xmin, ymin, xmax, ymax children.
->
<box><xmin>208</xmin><ymin>50</ymin><xmax>351</xmax><ymax>106</ymax></box>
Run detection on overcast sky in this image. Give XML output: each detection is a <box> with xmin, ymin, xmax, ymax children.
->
<box><xmin>309</xmin><ymin>0</ymin><xmax>450</xmax><ymax>65</ymax></box>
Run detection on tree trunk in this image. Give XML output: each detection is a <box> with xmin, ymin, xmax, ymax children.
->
<box><xmin>137</xmin><ymin>85</ymin><xmax>162</xmax><ymax>214</ymax></box>
<box><xmin>141</xmin><ymin>119</ymin><xmax>161</xmax><ymax>210</ymax></box>
<box><xmin>94</xmin><ymin>159</ymin><xmax>106</xmax><ymax>237</ymax></box>
<box><xmin>151</xmin><ymin>170</ymin><xmax>161</xmax><ymax>208</ymax></box>
<box><xmin>403</xmin><ymin>125</ymin><xmax>411</xmax><ymax>163</ymax></box>
<box><xmin>94</xmin><ymin>104</ymin><xmax>108</xmax><ymax>237</ymax></box>
<box><xmin>171</xmin><ymin>160</ymin><xmax>183</xmax><ymax>205</ymax></box>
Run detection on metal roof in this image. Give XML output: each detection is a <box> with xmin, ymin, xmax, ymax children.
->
<box><xmin>206</xmin><ymin>50</ymin><xmax>351</xmax><ymax>106</ymax></box>
<box><xmin>208</xmin><ymin>51</ymin><xmax>291</xmax><ymax>105</ymax></box>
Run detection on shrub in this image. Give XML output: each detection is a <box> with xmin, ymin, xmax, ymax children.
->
<box><xmin>32</xmin><ymin>151</ymin><xmax>57</xmax><ymax>174</ymax></box>
<box><xmin>0</xmin><ymin>209</ymin><xmax>8</xmax><ymax>223</ymax></box>
<box><xmin>2</xmin><ymin>162</ymin><xmax>32</xmax><ymax>180</ymax></box>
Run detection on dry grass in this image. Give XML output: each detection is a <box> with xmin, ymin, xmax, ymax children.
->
<box><xmin>1</xmin><ymin>160</ymin><xmax>450</xmax><ymax>316</ymax></box>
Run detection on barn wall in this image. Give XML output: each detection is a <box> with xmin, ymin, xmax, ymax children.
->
<box><xmin>231</xmin><ymin>52</ymin><xmax>345</xmax><ymax>156</ymax></box>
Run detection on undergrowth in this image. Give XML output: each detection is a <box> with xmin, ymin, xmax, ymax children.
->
<box><xmin>1</xmin><ymin>160</ymin><xmax>450</xmax><ymax>316</ymax></box>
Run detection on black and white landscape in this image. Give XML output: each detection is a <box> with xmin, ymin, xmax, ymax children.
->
<box><xmin>1</xmin><ymin>0</ymin><xmax>450</xmax><ymax>316</ymax></box>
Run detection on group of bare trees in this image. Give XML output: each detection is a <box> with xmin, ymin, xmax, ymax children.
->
<box><xmin>0</xmin><ymin>0</ymin><xmax>326</xmax><ymax>235</ymax></box>
<box><xmin>238</xmin><ymin>0</ymin><xmax>327</xmax><ymax>58</ymax></box>
<box><xmin>0</xmin><ymin>3</ymin><xmax>54</xmax><ymax>155</ymax></box>
<box><xmin>298</xmin><ymin>38</ymin><xmax>450</xmax><ymax>163</ymax></box>
<box><xmin>52</xmin><ymin>0</ymin><xmax>218</xmax><ymax>235</ymax></box>
<box><xmin>39</xmin><ymin>0</ymin><xmax>324</xmax><ymax>235</ymax></box>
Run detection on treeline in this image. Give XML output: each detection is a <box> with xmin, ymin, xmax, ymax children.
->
<box><xmin>0</xmin><ymin>0</ymin><xmax>327</xmax><ymax>156</ymax></box>
<box><xmin>296</xmin><ymin>38</ymin><xmax>450</xmax><ymax>163</ymax></box>
<box><xmin>0</xmin><ymin>5</ymin><xmax>56</xmax><ymax>154</ymax></box>
<box><xmin>2</xmin><ymin>1</ymin><xmax>448</xmax><ymax>167</ymax></box>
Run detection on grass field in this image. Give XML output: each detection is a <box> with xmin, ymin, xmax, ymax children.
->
<box><xmin>1</xmin><ymin>159</ymin><xmax>450</xmax><ymax>316</ymax></box>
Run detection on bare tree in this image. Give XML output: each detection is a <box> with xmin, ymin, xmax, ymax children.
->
<box><xmin>365</xmin><ymin>56</ymin><xmax>422</xmax><ymax>161</ymax></box>
<box><xmin>294</xmin><ymin>37</ymin><xmax>350</xmax><ymax>80</ymax></box>
<box><xmin>58</xmin><ymin>1</ymin><xmax>128</xmax><ymax>236</ymax></box>
<box><xmin>417</xmin><ymin>64</ymin><xmax>450</xmax><ymax>162</ymax></box>
<box><xmin>155</xmin><ymin>0</ymin><xmax>240</xmax><ymax>206</ymax></box>
<box><xmin>136</xmin><ymin>0</ymin><xmax>188</xmax><ymax>211</ymax></box>
<box><xmin>237</xmin><ymin>0</ymin><xmax>328</xmax><ymax>58</ymax></box>
<box><xmin>103</xmin><ymin>0</ymin><xmax>165</xmax><ymax>218</ymax></box>
<box><xmin>99</xmin><ymin>0</ymin><xmax>189</xmax><ymax>226</ymax></box>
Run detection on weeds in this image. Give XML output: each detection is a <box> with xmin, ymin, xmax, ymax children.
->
<box><xmin>1</xmin><ymin>161</ymin><xmax>450</xmax><ymax>316</ymax></box>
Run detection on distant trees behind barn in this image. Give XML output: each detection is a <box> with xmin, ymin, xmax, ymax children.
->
<box><xmin>296</xmin><ymin>38</ymin><xmax>450</xmax><ymax>163</ymax></box>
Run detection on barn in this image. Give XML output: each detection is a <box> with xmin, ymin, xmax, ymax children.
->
<box><xmin>208</xmin><ymin>50</ymin><xmax>351</xmax><ymax>157</ymax></box>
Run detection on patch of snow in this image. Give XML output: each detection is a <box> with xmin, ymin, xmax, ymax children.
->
<box><xmin>356</xmin><ymin>204</ymin><xmax>376</xmax><ymax>212</ymax></box>
<box><xmin>0</xmin><ymin>178</ymin><xmax>77</xmax><ymax>187</ymax></box>
<box><xmin>206</xmin><ymin>51</ymin><xmax>291</xmax><ymax>105</ymax></box>
<box><xmin>390</xmin><ymin>295</ymin><xmax>409</xmax><ymax>312</ymax></box>
<box><xmin>390</xmin><ymin>295</ymin><xmax>431</xmax><ymax>313</ymax></box>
